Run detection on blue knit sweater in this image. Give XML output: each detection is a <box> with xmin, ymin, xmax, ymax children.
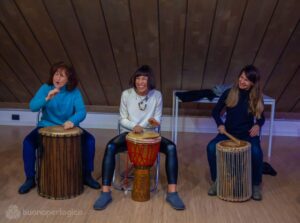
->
<box><xmin>212</xmin><ymin>88</ymin><xmax>265</xmax><ymax>138</ymax></box>
<box><xmin>30</xmin><ymin>84</ymin><xmax>86</xmax><ymax>127</ymax></box>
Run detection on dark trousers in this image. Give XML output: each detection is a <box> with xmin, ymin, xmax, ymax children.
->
<box><xmin>22</xmin><ymin>127</ymin><xmax>95</xmax><ymax>178</ymax></box>
<box><xmin>101</xmin><ymin>132</ymin><xmax>178</xmax><ymax>186</ymax></box>
<box><xmin>207</xmin><ymin>134</ymin><xmax>263</xmax><ymax>185</ymax></box>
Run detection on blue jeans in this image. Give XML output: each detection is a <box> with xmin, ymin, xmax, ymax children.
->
<box><xmin>207</xmin><ymin>134</ymin><xmax>263</xmax><ymax>185</ymax></box>
<box><xmin>22</xmin><ymin>127</ymin><xmax>95</xmax><ymax>178</ymax></box>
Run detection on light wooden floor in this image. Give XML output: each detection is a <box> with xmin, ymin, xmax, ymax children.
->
<box><xmin>0</xmin><ymin>125</ymin><xmax>299</xmax><ymax>223</ymax></box>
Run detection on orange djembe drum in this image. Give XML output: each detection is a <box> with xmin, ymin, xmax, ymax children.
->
<box><xmin>38</xmin><ymin>126</ymin><xmax>83</xmax><ymax>199</ymax></box>
<box><xmin>126</xmin><ymin>132</ymin><xmax>161</xmax><ymax>202</ymax></box>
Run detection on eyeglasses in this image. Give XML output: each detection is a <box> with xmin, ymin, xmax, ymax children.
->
<box><xmin>138</xmin><ymin>96</ymin><xmax>148</xmax><ymax>111</ymax></box>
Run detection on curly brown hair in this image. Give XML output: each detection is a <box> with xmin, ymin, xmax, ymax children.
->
<box><xmin>47</xmin><ymin>62</ymin><xmax>78</xmax><ymax>91</ymax></box>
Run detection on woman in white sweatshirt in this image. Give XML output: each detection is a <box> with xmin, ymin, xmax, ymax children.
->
<box><xmin>93</xmin><ymin>65</ymin><xmax>185</xmax><ymax>211</ymax></box>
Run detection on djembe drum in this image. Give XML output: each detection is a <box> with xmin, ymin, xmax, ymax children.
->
<box><xmin>126</xmin><ymin>132</ymin><xmax>161</xmax><ymax>202</ymax></box>
<box><xmin>216</xmin><ymin>140</ymin><xmax>252</xmax><ymax>202</ymax></box>
<box><xmin>37</xmin><ymin>126</ymin><xmax>83</xmax><ymax>199</ymax></box>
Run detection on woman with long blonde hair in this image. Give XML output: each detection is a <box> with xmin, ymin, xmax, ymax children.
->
<box><xmin>207</xmin><ymin>65</ymin><xmax>265</xmax><ymax>200</ymax></box>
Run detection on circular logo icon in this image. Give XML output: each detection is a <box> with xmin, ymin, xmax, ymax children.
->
<box><xmin>5</xmin><ymin>205</ymin><xmax>21</xmax><ymax>220</ymax></box>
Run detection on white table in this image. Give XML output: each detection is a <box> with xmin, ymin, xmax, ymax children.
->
<box><xmin>171</xmin><ymin>90</ymin><xmax>276</xmax><ymax>158</ymax></box>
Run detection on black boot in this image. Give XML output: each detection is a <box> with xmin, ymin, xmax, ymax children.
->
<box><xmin>18</xmin><ymin>177</ymin><xmax>36</xmax><ymax>194</ymax></box>
<box><xmin>84</xmin><ymin>172</ymin><xmax>101</xmax><ymax>189</ymax></box>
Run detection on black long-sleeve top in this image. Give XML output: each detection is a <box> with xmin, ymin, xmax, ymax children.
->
<box><xmin>212</xmin><ymin>88</ymin><xmax>265</xmax><ymax>138</ymax></box>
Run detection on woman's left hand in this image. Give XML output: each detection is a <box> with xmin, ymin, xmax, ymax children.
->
<box><xmin>63</xmin><ymin>121</ymin><xmax>74</xmax><ymax>130</ymax></box>
<box><xmin>148</xmin><ymin>118</ymin><xmax>160</xmax><ymax>127</ymax></box>
<box><xmin>249</xmin><ymin>124</ymin><xmax>260</xmax><ymax>137</ymax></box>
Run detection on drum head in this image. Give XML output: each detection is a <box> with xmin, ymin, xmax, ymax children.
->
<box><xmin>38</xmin><ymin>126</ymin><xmax>82</xmax><ymax>137</ymax></box>
<box><xmin>217</xmin><ymin>140</ymin><xmax>250</xmax><ymax>152</ymax></box>
<box><xmin>126</xmin><ymin>131</ymin><xmax>161</xmax><ymax>143</ymax></box>
<box><xmin>219</xmin><ymin>140</ymin><xmax>248</xmax><ymax>148</ymax></box>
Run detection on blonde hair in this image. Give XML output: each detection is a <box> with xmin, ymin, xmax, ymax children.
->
<box><xmin>226</xmin><ymin>65</ymin><xmax>264</xmax><ymax>118</ymax></box>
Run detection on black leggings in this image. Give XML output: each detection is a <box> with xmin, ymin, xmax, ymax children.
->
<box><xmin>101</xmin><ymin>132</ymin><xmax>178</xmax><ymax>186</ymax></box>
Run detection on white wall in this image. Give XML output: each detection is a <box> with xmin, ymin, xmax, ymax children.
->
<box><xmin>0</xmin><ymin>109</ymin><xmax>300</xmax><ymax>136</ymax></box>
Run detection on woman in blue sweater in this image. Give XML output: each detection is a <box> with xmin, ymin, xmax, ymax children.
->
<box><xmin>18</xmin><ymin>62</ymin><xmax>100</xmax><ymax>194</ymax></box>
<box><xmin>207</xmin><ymin>65</ymin><xmax>265</xmax><ymax>200</ymax></box>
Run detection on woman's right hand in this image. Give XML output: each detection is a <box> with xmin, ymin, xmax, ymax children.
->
<box><xmin>218</xmin><ymin>125</ymin><xmax>226</xmax><ymax>134</ymax></box>
<box><xmin>132</xmin><ymin>125</ymin><xmax>143</xmax><ymax>134</ymax></box>
<box><xmin>46</xmin><ymin>88</ymin><xmax>60</xmax><ymax>101</ymax></box>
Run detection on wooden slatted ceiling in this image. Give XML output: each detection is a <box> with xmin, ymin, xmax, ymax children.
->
<box><xmin>15</xmin><ymin>0</ymin><xmax>70</xmax><ymax>64</ymax></box>
<box><xmin>293</xmin><ymin>98</ymin><xmax>300</xmax><ymax>112</ymax></box>
<box><xmin>0</xmin><ymin>56</ymin><xmax>31</xmax><ymax>102</ymax></box>
<box><xmin>14</xmin><ymin>0</ymin><xmax>90</xmax><ymax>104</ymax></box>
<box><xmin>71</xmin><ymin>0</ymin><xmax>122</xmax><ymax>105</ymax></box>
<box><xmin>178</xmin><ymin>0</ymin><xmax>216</xmax><ymax>113</ymax></box>
<box><xmin>43</xmin><ymin>0</ymin><xmax>107</xmax><ymax>105</ymax></box>
<box><xmin>0</xmin><ymin>0</ymin><xmax>299</xmax><ymax>115</ymax></box>
<box><xmin>254</xmin><ymin>0</ymin><xmax>300</xmax><ymax>86</ymax></box>
<box><xmin>0</xmin><ymin>1</ymin><xmax>49</xmax><ymax>83</ymax></box>
<box><xmin>264</xmin><ymin>22</ymin><xmax>300</xmax><ymax>101</ymax></box>
<box><xmin>130</xmin><ymin>0</ymin><xmax>161</xmax><ymax>90</ymax></box>
<box><xmin>201</xmin><ymin>0</ymin><xmax>247</xmax><ymax>89</ymax></box>
<box><xmin>101</xmin><ymin>0</ymin><xmax>138</xmax><ymax>90</ymax></box>
<box><xmin>0</xmin><ymin>80</ymin><xmax>16</xmax><ymax>102</ymax></box>
<box><xmin>0</xmin><ymin>24</ymin><xmax>41</xmax><ymax>95</ymax></box>
<box><xmin>159</xmin><ymin>0</ymin><xmax>186</xmax><ymax>106</ymax></box>
<box><xmin>276</xmin><ymin>67</ymin><xmax>300</xmax><ymax>112</ymax></box>
<box><xmin>224</xmin><ymin>0</ymin><xmax>278</xmax><ymax>85</ymax></box>
<box><xmin>182</xmin><ymin>0</ymin><xmax>216</xmax><ymax>90</ymax></box>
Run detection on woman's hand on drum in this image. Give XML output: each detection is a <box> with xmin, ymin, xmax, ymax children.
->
<box><xmin>46</xmin><ymin>88</ymin><xmax>60</xmax><ymax>101</ymax></box>
<box><xmin>148</xmin><ymin>118</ymin><xmax>160</xmax><ymax>127</ymax></box>
<box><xmin>133</xmin><ymin>125</ymin><xmax>143</xmax><ymax>134</ymax></box>
<box><xmin>249</xmin><ymin>124</ymin><xmax>260</xmax><ymax>137</ymax></box>
<box><xmin>63</xmin><ymin>121</ymin><xmax>74</xmax><ymax>130</ymax></box>
<box><xmin>218</xmin><ymin>125</ymin><xmax>226</xmax><ymax>134</ymax></box>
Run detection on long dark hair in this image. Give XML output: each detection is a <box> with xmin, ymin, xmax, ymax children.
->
<box><xmin>226</xmin><ymin>65</ymin><xmax>264</xmax><ymax>118</ymax></box>
<box><xmin>129</xmin><ymin>65</ymin><xmax>156</xmax><ymax>90</ymax></box>
<box><xmin>47</xmin><ymin>61</ymin><xmax>78</xmax><ymax>91</ymax></box>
